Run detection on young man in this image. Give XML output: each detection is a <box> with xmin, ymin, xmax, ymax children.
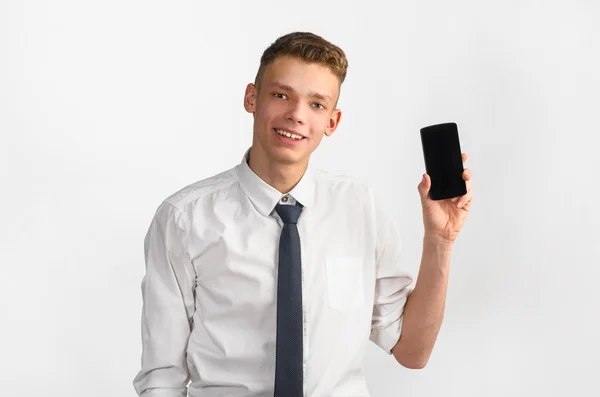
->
<box><xmin>133</xmin><ymin>31</ymin><xmax>473</xmax><ymax>397</ymax></box>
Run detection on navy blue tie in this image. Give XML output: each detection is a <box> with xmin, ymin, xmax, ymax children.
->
<box><xmin>273</xmin><ymin>202</ymin><xmax>303</xmax><ymax>397</ymax></box>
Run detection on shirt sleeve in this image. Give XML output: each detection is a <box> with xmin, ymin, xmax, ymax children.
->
<box><xmin>133</xmin><ymin>201</ymin><xmax>197</xmax><ymax>396</ymax></box>
<box><xmin>368</xmin><ymin>187</ymin><xmax>415</xmax><ymax>354</ymax></box>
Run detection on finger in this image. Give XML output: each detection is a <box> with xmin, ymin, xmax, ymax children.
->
<box><xmin>463</xmin><ymin>168</ymin><xmax>471</xmax><ymax>181</ymax></box>
<box><xmin>462</xmin><ymin>153</ymin><xmax>468</xmax><ymax>163</ymax></box>
<box><xmin>457</xmin><ymin>192</ymin><xmax>472</xmax><ymax>208</ymax></box>
<box><xmin>459</xmin><ymin>198</ymin><xmax>472</xmax><ymax>211</ymax></box>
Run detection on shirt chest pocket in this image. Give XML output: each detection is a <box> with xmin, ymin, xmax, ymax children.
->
<box><xmin>325</xmin><ymin>256</ymin><xmax>365</xmax><ymax>313</ymax></box>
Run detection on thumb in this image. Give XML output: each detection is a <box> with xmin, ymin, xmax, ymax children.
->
<box><xmin>418</xmin><ymin>174</ymin><xmax>430</xmax><ymax>200</ymax></box>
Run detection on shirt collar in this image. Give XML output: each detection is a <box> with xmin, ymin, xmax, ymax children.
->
<box><xmin>236</xmin><ymin>146</ymin><xmax>316</xmax><ymax>217</ymax></box>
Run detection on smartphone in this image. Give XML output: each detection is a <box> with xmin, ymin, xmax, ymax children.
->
<box><xmin>420</xmin><ymin>122</ymin><xmax>467</xmax><ymax>200</ymax></box>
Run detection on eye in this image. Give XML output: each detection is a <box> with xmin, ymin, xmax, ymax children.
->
<box><xmin>312</xmin><ymin>103</ymin><xmax>325</xmax><ymax>110</ymax></box>
<box><xmin>274</xmin><ymin>93</ymin><xmax>287</xmax><ymax>99</ymax></box>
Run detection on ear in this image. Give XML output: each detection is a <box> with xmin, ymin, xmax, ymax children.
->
<box><xmin>324</xmin><ymin>108</ymin><xmax>342</xmax><ymax>137</ymax></box>
<box><xmin>244</xmin><ymin>83</ymin><xmax>257</xmax><ymax>113</ymax></box>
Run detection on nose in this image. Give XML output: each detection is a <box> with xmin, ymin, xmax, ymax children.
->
<box><xmin>283</xmin><ymin>100</ymin><xmax>307</xmax><ymax>125</ymax></box>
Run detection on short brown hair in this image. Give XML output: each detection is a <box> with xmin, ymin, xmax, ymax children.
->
<box><xmin>254</xmin><ymin>32</ymin><xmax>348</xmax><ymax>107</ymax></box>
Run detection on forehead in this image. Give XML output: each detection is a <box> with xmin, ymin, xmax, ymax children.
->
<box><xmin>262</xmin><ymin>56</ymin><xmax>339</xmax><ymax>100</ymax></box>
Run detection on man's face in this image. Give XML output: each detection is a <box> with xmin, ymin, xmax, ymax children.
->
<box><xmin>244</xmin><ymin>55</ymin><xmax>342</xmax><ymax>166</ymax></box>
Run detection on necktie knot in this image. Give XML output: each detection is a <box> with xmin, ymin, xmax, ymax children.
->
<box><xmin>275</xmin><ymin>203</ymin><xmax>302</xmax><ymax>224</ymax></box>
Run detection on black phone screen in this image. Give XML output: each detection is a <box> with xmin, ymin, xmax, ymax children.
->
<box><xmin>420</xmin><ymin>122</ymin><xmax>467</xmax><ymax>200</ymax></box>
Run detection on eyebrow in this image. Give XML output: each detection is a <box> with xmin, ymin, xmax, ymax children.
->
<box><xmin>269</xmin><ymin>81</ymin><xmax>333</xmax><ymax>103</ymax></box>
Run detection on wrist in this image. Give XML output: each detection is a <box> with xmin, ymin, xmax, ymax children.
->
<box><xmin>423</xmin><ymin>233</ymin><xmax>455</xmax><ymax>250</ymax></box>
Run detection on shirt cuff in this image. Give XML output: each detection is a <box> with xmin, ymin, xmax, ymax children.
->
<box><xmin>369</xmin><ymin>315</ymin><xmax>404</xmax><ymax>355</ymax></box>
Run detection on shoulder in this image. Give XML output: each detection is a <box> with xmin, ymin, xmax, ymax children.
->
<box><xmin>161</xmin><ymin>166</ymin><xmax>238</xmax><ymax>212</ymax></box>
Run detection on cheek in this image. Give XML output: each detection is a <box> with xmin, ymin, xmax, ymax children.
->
<box><xmin>257</xmin><ymin>102</ymin><xmax>279</xmax><ymax>122</ymax></box>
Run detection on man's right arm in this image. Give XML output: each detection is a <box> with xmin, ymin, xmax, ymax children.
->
<box><xmin>133</xmin><ymin>201</ymin><xmax>197</xmax><ymax>397</ymax></box>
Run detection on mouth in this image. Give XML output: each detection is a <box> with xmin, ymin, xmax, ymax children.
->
<box><xmin>273</xmin><ymin>128</ymin><xmax>306</xmax><ymax>143</ymax></box>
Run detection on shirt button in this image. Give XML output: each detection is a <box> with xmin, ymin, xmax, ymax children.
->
<box><xmin>281</xmin><ymin>196</ymin><xmax>288</xmax><ymax>203</ymax></box>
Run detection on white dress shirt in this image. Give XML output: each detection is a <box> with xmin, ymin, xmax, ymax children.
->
<box><xmin>133</xmin><ymin>147</ymin><xmax>415</xmax><ymax>397</ymax></box>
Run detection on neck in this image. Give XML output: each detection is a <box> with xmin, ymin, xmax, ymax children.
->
<box><xmin>247</xmin><ymin>145</ymin><xmax>308</xmax><ymax>194</ymax></box>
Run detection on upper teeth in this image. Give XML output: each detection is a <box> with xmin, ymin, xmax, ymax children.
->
<box><xmin>276</xmin><ymin>129</ymin><xmax>303</xmax><ymax>140</ymax></box>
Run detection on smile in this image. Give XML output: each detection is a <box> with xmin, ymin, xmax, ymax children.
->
<box><xmin>274</xmin><ymin>128</ymin><xmax>305</xmax><ymax>140</ymax></box>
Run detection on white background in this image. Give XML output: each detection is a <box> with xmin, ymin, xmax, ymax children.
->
<box><xmin>1</xmin><ymin>1</ymin><xmax>599</xmax><ymax>396</ymax></box>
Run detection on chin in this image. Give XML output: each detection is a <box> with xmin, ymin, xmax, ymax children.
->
<box><xmin>270</xmin><ymin>146</ymin><xmax>308</xmax><ymax>163</ymax></box>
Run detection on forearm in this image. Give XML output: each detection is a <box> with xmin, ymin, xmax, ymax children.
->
<box><xmin>392</xmin><ymin>233</ymin><xmax>453</xmax><ymax>368</ymax></box>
